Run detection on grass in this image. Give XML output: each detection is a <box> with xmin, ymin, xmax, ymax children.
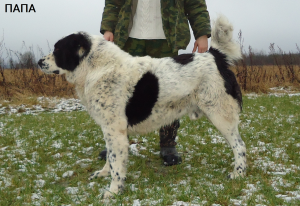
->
<box><xmin>232</xmin><ymin>65</ymin><xmax>300</xmax><ymax>93</ymax></box>
<box><xmin>0</xmin><ymin>94</ymin><xmax>300</xmax><ymax>205</ymax></box>
<box><xmin>0</xmin><ymin>68</ymin><xmax>75</xmax><ymax>100</ymax></box>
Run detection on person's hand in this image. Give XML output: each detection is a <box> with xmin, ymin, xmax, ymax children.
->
<box><xmin>192</xmin><ymin>35</ymin><xmax>208</xmax><ymax>53</ymax></box>
<box><xmin>103</xmin><ymin>31</ymin><xmax>114</xmax><ymax>42</ymax></box>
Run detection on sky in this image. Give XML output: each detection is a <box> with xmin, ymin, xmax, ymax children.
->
<box><xmin>0</xmin><ymin>0</ymin><xmax>299</xmax><ymax>61</ymax></box>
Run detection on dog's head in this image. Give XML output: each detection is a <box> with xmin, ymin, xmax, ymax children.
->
<box><xmin>38</xmin><ymin>32</ymin><xmax>91</xmax><ymax>75</ymax></box>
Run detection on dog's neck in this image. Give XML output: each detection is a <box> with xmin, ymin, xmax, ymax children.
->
<box><xmin>64</xmin><ymin>37</ymin><xmax>133</xmax><ymax>104</ymax></box>
<box><xmin>92</xmin><ymin>37</ymin><xmax>132</xmax><ymax>67</ymax></box>
<box><xmin>64</xmin><ymin>64</ymin><xmax>88</xmax><ymax>103</ymax></box>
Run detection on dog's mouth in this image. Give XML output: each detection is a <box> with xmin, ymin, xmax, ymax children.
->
<box><xmin>38</xmin><ymin>59</ymin><xmax>45</xmax><ymax>68</ymax></box>
<box><xmin>53</xmin><ymin>70</ymin><xmax>60</xmax><ymax>74</ymax></box>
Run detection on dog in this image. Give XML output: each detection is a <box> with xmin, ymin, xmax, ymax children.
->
<box><xmin>38</xmin><ymin>15</ymin><xmax>246</xmax><ymax>198</ymax></box>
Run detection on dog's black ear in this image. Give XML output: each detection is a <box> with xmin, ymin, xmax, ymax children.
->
<box><xmin>76</xmin><ymin>32</ymin><xmax>92</xmax><ymax>56</ymax></box>
<box><xmin>54</xmin><ymin>33</ymin><xmax>91</xmax><ymax>71</ymax></box>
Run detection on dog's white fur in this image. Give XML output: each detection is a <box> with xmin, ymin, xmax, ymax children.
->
<box><xmin>39</xmin><ymin>15</ymin><xmax>246</xmax><ymax>198</ymax></box>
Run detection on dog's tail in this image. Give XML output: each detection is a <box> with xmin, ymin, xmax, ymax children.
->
<box><xmin>209</xmin><ymin>15</ymin><xmax>243</xmax><ymax>111</ymax></box>
<box><xmin>210</xmin><ymin>15</ymin><xmax>241</xmax><ymax>64</ymax></box>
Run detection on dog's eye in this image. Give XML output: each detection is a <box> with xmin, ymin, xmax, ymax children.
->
<box><xmin>54</xmin><ymin>48</ymin><xmax>59</xmax><ymax>52</ymax></box>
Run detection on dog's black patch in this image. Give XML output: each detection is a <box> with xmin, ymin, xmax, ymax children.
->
<box><xmin>172</xmin><ymin>53</ymin><xmax>194</xmax><ymax>65</ymax></box>
<box><xmin>53</xmin><ymin>32</ymin><xmax>91</xmax><ymax>71</ymax></box>
<box><xmin>126</xmin><ymin>72</ymin><xmax>159</xmax><ymax>126</ymax></box>
<box><xmin>209</xmin><ymin>47</ymin><xmax>243</xmax><ymax>110</ymax></box>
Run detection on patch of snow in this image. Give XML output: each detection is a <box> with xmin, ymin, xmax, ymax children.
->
<box><xmin>52</xmin><ymin>140</ymin><xmax>63</xmax><ymax>149</ymax></box>
<box><xmin>130</xmin><ymin>184</ymin><xmax>138</xmax><ymax>191</ymax></box>
<box><xmin>62</xmin><ymin>171</ymin><xmax>74</xmax><ymax>178</ymax></box>
<box><xmin>171</xmin><ymin>201</ymin><xmax>201</xmax><ymax>206</ymax></box>
<box><xmin>129</xmin><ymin>144</ymin><xmax>145</xmax><ymax>157</ymax></box>
<box><xmin>34</xmin><ymin>179</ymin><xmax>46</xmax><ymax>188</ymax></box>
<box><xmin>65</xmin><ymin>187</ymin><xmax>78</xmax><ymax>195</ymax></box>
<box><xmin>87</xmin><ymin>182</ymin><xmax>96</xmax><ymax>188</ymax></box>
<box><xmin>31</xmin><ymin>193</ymin><xmax>41</xmax><ymax>200</ymax></box>
<box><xmin>133</xmin><ymin>199</ymin><xmax>141</xmax><ymax>206</ymax></box>
<box><xmin>76</xmin><ymin>159</ymin><xmax>92</xmax><ymax>168</ymax></box>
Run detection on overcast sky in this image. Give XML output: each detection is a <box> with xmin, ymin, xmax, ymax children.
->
<box><xmin>1</xmin><ymin>0</ymin><xmax>299</xmax><ymax>60</ymax></box>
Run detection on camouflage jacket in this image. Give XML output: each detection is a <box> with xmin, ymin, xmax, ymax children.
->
<box><xmin>100</xmin><ymin>0</ymin><xmax>211</xmax><ymax>52</ymax></box>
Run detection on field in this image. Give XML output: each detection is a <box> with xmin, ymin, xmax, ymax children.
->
<box><xmin>1</xmin><ymin>45</ymin><xmax>300</xmax><ymax>205</ymax></box>
<box><xmin>0</xmin><ymin>93</ymin><xmax>299</xmax><ymax>205</ymax></box>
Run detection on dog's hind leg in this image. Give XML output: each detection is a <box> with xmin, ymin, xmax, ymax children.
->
<box><xmin>201</xmin><ymin>101</ymin><xmax>246</xmax><ymax>179</ymax></box>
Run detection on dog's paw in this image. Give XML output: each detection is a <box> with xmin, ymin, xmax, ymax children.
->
<box><xmin>103</xmin><ymin>191</ymin><xmax>114</xmax><ymax>199</ymax></box>
<box><xmin>88</xmin><ymin>169</ymin><xmax>110</xmax><ymax>180</ymax></box>
<box><xmin>189</xmin><ymin>112</ymin><xmax>203</xmax><ymax>120</ymax></box>
<box><xmin>227</xmin><ymin>171</ymin><xmax>245</xmax><ymax>179</ymax></box>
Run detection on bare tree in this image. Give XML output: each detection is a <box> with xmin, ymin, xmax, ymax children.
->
<box><xmin>19</xmin><ymin>51</ymin><xmax>36</xmax><ymax>68</ymax></box>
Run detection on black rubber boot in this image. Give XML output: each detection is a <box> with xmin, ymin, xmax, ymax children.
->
<box><xmin>160</xmin><ymin>146</ymin><xmax>182</xmax><ymax>166</ymax></box>
<box><xmin>159</xmin><ymin>120</ymin><xmax>181</xmax><ymax>166</ymax></box>
<box><xmin>98</xmin><ymin>148</ymin><xmax>107</xmax><ymax>161</ymax></box>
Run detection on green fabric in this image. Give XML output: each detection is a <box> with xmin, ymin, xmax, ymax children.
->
<box><xmin>100</xmin><ymin>0</ymin><xmax>211</xmax><ymax>52</ymax></box>
<box><xmin>123</xmin><ymin>38</ymin><xmax>178</xmax><ymax>58</ymax></box>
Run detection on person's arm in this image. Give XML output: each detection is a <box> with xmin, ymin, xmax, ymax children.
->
<box><xmin>185</xmin><ymin>0</ymin><xmax>211</xmax><ymax>53</ymax></box>
<box><xmin>193</xmin><ymin>35</ymin><xmax>208</xmax><ymax>53</ymax></box>
<box><xmin>100</xmin><ymin>0</ymin><xmax>123</xmax><ymax>41</ymax></box>
<box><xmin>104</xmin><ymin>31</ymin><xmax>114</xmax><ymax>42</ymax></box>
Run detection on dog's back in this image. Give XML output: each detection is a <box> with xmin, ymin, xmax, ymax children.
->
<box><xmin>142</xmin><ymin>15</ymin><xmax>242</xmax><ymax>110</ymax></box>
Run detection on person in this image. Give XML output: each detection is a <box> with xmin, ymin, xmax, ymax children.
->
<box><xmin>99</xmin><ymin>0</ymin><xmax>211</xmax><ymax>166</ymax></box>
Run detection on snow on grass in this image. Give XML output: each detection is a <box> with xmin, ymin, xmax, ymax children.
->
<box><xmin>0</xmin><ymin>92</ymin><xmax>299</xmax><ymax>205</ymax></box>
<box><xmin>0</xmin><ymin>97</ymin><xmax>85</xmax><ymax>115</ymax></box>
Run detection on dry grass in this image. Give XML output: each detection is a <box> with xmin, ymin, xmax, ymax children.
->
<box><xmin>232</xmin><ymin>65</ymin><xmax>300</xmax><ymax>93</ymax></box>
<box><xmin>0</xmin><ymin>65</ymin><xmax>299</xmax><ymax>103</ymax></box>
<box><xmin>0</xmin><ymin>68</ymin><xmax>76</xmax><ymax>102</ymax></box>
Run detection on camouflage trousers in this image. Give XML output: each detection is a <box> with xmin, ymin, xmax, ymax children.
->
<box><xmin>123</xmin><ymin>37</ymin><xmax>178</xmax><ymax>58</ymax></box>
<box><xmin>123</xmin><ymin>38</ymin><xmax>180</xmax><ymax>147</ymax></box>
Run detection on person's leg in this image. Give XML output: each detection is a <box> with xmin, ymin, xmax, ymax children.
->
<box><xmin>98</xmin><ymin>38</ymin><xmax>147</xmax><ymax>161</ymax></box>
<box><xmin>145</xmin><ymin>39</ymin><xmax>177</xmax><ymax>58</ymax></box>
<box><xmin>146</xmin><ymin>39</ymin><xmax>182</xmax><ymax>166</ymax></box>
<box><xmin>123</xmin><ymin>37</ymin><xmax>147</xmax><ymax>56</ymax></box>
<box><xmin>159</xmin><ymin>120</ymin><xmax>182</xmax><ymax>165</ymax></box>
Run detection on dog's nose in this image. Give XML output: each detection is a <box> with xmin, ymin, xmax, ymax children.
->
<box><xmin>38</xmin><ymin>59</ymin><xmax>44</xmax><ymax>67</ymax></box>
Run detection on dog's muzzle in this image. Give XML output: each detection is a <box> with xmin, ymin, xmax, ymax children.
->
<box><xmin>38</xmin><ymin>59</ymin><xmax>45</xmax><ymax>68</ymax></box>
<box><xmin>38</xmin><ymin>59</ymin><xmax>60</xmax><ymax>74</ymax></box>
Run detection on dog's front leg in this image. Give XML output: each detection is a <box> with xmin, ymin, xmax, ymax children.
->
<box><xmin>88</xmin><ymin>143</ymin><xmax>111</xmax><ymax>179</ymax></box>
<box><xmin>103</xmin><ymin>128</ymin><xmax>129</xmax><ymax>199</ymax></box>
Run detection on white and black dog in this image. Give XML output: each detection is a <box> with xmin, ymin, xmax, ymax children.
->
<box><xmin>38</xmin><ymin>15</ymin><xmax>246</xmax><ymax>198</ymax></box>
